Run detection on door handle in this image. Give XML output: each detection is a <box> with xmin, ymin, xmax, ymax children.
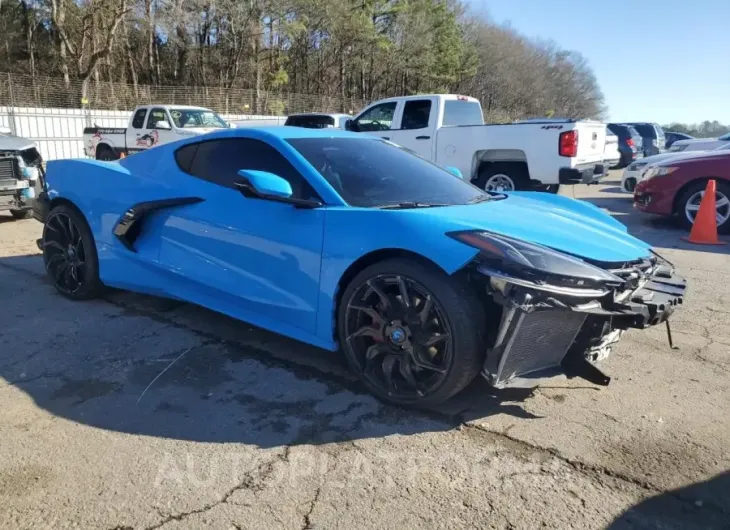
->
<box><xmin>416</xmin><ymin>136</ymin><xmax>430</xmax><ymax>140</ymax></box>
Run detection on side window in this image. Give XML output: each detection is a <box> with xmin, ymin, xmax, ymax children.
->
<box><xmin>186</xmin><ymin>138</ymin><xmax>318</xmax><ymax>200</ymax></box>
<box><xmin>401</xmin><ymin>100</ymin><xmax>431</xmax><ymax>130</ymax></box>
<box><xmin>354</xmin><ymin>102</ymin><xmax>397</xmax><ymax>132</ymax></box>
<box><xmin>174</xmin><ymin>143</ymin><xmax>199</xmax><ymax>172</ymax></box>
<box><xmin>146</xmin><ymin>108</ymin><xmax>168</xmax><ymax>129</ymax></box>
<box><xmin>131</xmin><ymin>109</ymin><xmax>147</xmax><ymax>129</ymax></box>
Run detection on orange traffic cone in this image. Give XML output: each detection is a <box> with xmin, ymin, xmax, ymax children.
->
<box><xmin>682</xmin><ymin>179</ymin><xmax>726</xmax><ymax>245</ymax></box>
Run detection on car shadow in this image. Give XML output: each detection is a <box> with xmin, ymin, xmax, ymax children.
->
<box><xmin>580</xmin><ymin>189</ymin><xmax>730</xmax><ymax>256</ymax></box>
<box><xmin>607</xmin><ymin>470</ymin><xmax>730</xmax><ymax>529</ymax></box>
<box><xmin>0</xmin><ymin>253</ymin><xmax>541</xmax><ymax>450</ymax></box>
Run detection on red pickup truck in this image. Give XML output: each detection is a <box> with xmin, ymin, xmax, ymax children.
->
<box><xmin>634</xmin><ymin>150</ymin><xmax>730</xmax><ymax>233</ymax></box>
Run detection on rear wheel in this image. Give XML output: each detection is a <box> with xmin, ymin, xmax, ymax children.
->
<box><xmin>338</xmin><ymin>258</ymin><xmax>485</xmax><ymax>406</ymax></box>
<box><xmin>623</xmin><ymin>177</ymin><xmax>637</xmax><ymax>193</ymax></box>
<box><xmin>42</xmin><ymin>204</ymin><xmax>104</xmax><ymax>300</ymax></box>
<box><xmin>95</xmin><ymin>145</ymin><xmax>117</xmax><ymax>161</ymax></box>
<box><xmin>475</xmin><ymin>162</ymin><xmax>529</xmax><ymax>192</ymax></box>
<box><xmin>676</xmin><ymin>180</ymin><xmax>730</xmax><ymax>234</ymax></box>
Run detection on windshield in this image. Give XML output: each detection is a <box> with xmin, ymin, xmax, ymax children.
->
<box><xmin>288</xmin><ymin>138</ymin><xmax>487</xmax><ymax>208</ymax></box>
<box><xmin>169</xmin><ymin>109</ymin><xmax>228</xmax><ymax>129</ymax></box>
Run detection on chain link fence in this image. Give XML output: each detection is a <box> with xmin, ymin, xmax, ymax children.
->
<box><xmin>0</xmin><ymin>73</ymin><xmax>367</xmax><ymax>116</ymax></box>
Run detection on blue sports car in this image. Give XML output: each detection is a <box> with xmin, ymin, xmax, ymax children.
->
<box><xmin>33</xmin><ymin>127</ymin><xmax>686</xmax><ymax>406</ymax></box>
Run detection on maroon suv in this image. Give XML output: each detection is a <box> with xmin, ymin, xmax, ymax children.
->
<box><xmin>634</xmin><ymin>151</ymin><xmax>730</xmax><ymax>233</ymax></box>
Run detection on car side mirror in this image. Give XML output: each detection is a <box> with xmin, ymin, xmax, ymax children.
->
<box><xmin>445</xmin><ymin>166</ymin><xmax>463</xmax><ymax>179</ymax></box>
<box><xmin>155</xmin><ymin>120</ymin><xmax>172</xmax><ymax>130</ymax></box>
<box><xmin>345</xmin><ymin>119</ymin><xmax>359</xmax><ymax>132</ymax></box>
<box><xmin>235</xmin><ymin>170</ymin><xmax>322</xmax><ymax>209</ymax></box>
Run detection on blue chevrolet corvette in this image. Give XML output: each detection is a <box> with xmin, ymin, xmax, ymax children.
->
<box><xmin>34</xmin><ymin>127</ymin><xmax>686</xmax><ymax>406</ymax></box>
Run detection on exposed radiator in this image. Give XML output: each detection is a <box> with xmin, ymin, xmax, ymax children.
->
<box><xmin>485</xmin><ymin>308</ymin><xmax>586</xmax><ymax>387</ymax></box>
<box><xmin>0</xmin><ymin>157</ymin><xmax>18</xmax><ymax>180</ymax></box>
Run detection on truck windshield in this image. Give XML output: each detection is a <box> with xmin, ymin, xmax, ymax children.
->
<box><xmin>170</xmin><ymin>109</ymin><xmax>228</xmax><ymax>129</ymax></box>
<box><xmin>288</xmin><ymin>137</ymin><xmax>487</xmax><ymax>208</ymax></box>
<box><xmin>442</xmin><ymin>100</ymin><xmax>484</xmax><ymax>126</ymax></box>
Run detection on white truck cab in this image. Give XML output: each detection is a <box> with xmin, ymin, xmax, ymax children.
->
<box><xmin>347</xmin><ymin>94</ymin><xmax>606</xmax><ymax>192</ymax></box>
<box><xmin>83</xmin><ymin>105</ymin><xmax>229</xmax><ymax>160</ymax></box>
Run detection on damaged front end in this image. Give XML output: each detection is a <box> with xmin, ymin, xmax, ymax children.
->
<box><xmin>451</xmin><ymin>231</ymin><xmax>687</xmax><ymax>389</ymax></box>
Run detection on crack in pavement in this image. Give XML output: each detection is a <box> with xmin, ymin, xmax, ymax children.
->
<box><xmin>145</xmin><ymin>449</ymin><xmax>290</xmax><ymax>530</ymax></box>
<box><xmin>301</xmin><ymin>486</ymin><xmax>322</xmax><ymax>530</ymax></box>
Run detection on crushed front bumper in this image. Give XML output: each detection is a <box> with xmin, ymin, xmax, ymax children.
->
<box><xmin>479</xmin><ymin>260</ymin><xmax>687</xmax><ymax>388</ymax></box>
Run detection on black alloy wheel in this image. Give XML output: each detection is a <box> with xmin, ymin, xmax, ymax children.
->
<box><xmin>339</xmin><ymin>259</ymin><xmax>484</xmax><ymax>406</ymax></box>
<box><xmin>42</xmin><ymin>205</ymin><xmax>103</xmax><ymax>300</ymax></box>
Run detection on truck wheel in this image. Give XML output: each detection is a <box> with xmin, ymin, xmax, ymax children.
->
<box><xmin>96</xmin><ymin>145</ymin><xmax>117</xmax><ymax>161</ymax></box>
<box><xmin>10</xmin><ymin>209</ymin><xmax>33</xmax><ymax>220</ymax></box>
<box><xmin>476</xmin><ymin>162</ymin><xmax>529</xmax><ymax>192</ymax></box>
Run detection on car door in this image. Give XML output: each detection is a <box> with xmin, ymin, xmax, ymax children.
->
<box><xmin>134</xmin><ymin>107</ymin><xmax>176</xmax><ymax>150</ymax></box>
<box><xmin>388</xmin><ymin>98</ymin><xmax>437</xmax><ymax>160</ymax></box>
<box><xmin>351</xmin><ymin>101</ymin><xmax>398</xmax><ymax>141</ymax></box>
<box><xmin>126</xmin><ymin>108</ymin><xmax>148</xmax><ymax>152</ymax></box>
<box><xmin>156</xmin><ymin>137</ymin><xmax>325</xmax><ymax>334</ymax></box>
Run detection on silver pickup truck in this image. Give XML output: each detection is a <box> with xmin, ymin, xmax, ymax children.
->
<box><xmin>0</xmin><ymin>129</ymin><xmax>44</xmax><ymax>220</ymax></box>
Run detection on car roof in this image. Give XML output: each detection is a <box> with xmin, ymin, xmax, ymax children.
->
<box><xmin>287</xmin><ymin>113</ymin><xmax>352</xmax><ymax>119</ymax></box>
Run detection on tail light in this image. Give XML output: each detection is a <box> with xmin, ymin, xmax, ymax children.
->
<box><xmin>559</xmin><ymin>130</ymin><xmax>578</xmax><ymax>157</ymax></box>
<box><xmin>626</xmin><ymin>138</ymin><xmax>635</xmax><ymax>147</ymax></box>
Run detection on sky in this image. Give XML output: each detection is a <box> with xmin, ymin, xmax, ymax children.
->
<box><xmin>466</xmin><ymin>0</ymin><xmax>729</xmax><ymax>125</ymax></box>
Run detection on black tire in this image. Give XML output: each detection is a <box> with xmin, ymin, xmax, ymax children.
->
<box><xmin>42</xmin><ymin>204</ymin><xmax>104</xmax><ymax>300</ymax></box>
<box><xmin>337</xmin><ymin>258</ymin><xmax>485</xmax><ymax>406</ymax></box>
<box><xmin>623</xmin><ymin>178</ymin><xmax>637</xmax><ymax>193</ymax></box>
<box><xmin>475</xmin><ymin>162</ymin><xmax>530</xmax><ymax>192</ymax></box>
<box><xmin>10</xmin><ymin>209</ymin><xmax>33</xmax><ymax>220</ymax></box>
<box><xmin>96</xmin><ymin>145</ymin><xmax>117</xmax><ymax>161</ymax></box>
<box><xmin>675</xmin><ymin>180</ymin><xmax>730</xmax><ymax>234</ymax></box>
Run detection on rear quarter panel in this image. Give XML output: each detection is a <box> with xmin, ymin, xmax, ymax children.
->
<box><xmin>435</xmin><ymin>123</ymin><xmax>565</xmax><ymax>184</ymax></box>
<box><xmin>44</xmin><ymin>153</ymin><xmax>187</xmax><ymax>293</ymax></box>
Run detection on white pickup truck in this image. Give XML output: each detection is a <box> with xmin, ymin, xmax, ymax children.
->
<box><xmin>345</xmin><ymin>94</ymin><xmax>606</xmax><ymax>192</ymax></box>
<box><xmin>83</xmin><ymin>105</ymin><xmax>230</xmax><ymax>160</ymax></box>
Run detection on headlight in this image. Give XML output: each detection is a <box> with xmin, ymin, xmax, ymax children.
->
<box><xmin>671</xmin><ymin>145</ymin><xmax>686</xmax><ymax>152</ymax></box>
<box><xmin>644</xmin><ymin>166</ymin><xmax>678</xmax><ymax>180</ymax></box>
<box><xmin>448</xmin><ymin>231</ymin><xmax>625</xmax><ymax>292</ymax></box>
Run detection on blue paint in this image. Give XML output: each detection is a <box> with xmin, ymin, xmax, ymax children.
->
<box><xmin>44</xmin><ymin>127</ymin><xmax>653</xmax><ymax>353</ymax></box>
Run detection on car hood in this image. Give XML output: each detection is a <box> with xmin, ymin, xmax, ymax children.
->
<box><xmin>673</xmin><ymin>138</ymin><xmax>717</xmax><ymax>147</ymax></box>
<box><xmin>178</xmin><ymin>127</ymin><xmax>228</xmax><ymax>135</ymax></box>
<box><xmin>409</xmin><ymin>192</ymin><xmax>651</xmax><ymax>263</ymax></box>
<box><xmin>0</xmin><ymin>134</ymin><xmax>36</xmax><ymax>151</ymax></box>
<box><xmin>641</xmin><ymin>150</ymin><xmax>713</xmax><ymax>166</ymax></box>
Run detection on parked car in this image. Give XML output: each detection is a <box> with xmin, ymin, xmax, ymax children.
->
<box><xmin>664</xmin><ymin>131</ymin><xmax>694</xmax><ymax>149</ymax></box>
<box><xmin>602</xmin><ymin>130</ymin><xmax>621</xmax><ymax>174</ymax></box>
<box><xmin>634</xmin><ymin>150</ymin><xmax>730</xmax><ymax>232</ymax></box>
<box><xmin>346</xmin><ymin>95</ymin><xmax>607</xmax><ymax>192</ymax></box>
<box><xmin>607</xmin><ymin>123</ymin><xmax>643</xmax><ymax>168</ymax></box>
<box><xmin>0</xmin><ymin>131</ymin><xmax>44</xmax><ymax>220</ymax></box>
<box><xmin>669</xmin><ymin>132</ymin><xmax>730</xmax><ymax>153</ymax></box>
<box><xmin>83</xmin><ymin>105</ymin><xmax>230</xmax><ymax>160</ymax></box>
<box><xmin>625</xmin><ymin>122</ymin><xmax>666</xmax><ymax>157</ymax></box>
<box><xmin>284</xmin><ymin>113</ymin><xmax>352</xmax><ymax>129</ymax></box>
<box><xmin>622</xmin><ymin>143</ymin><xmax>730</xmax><ymax>193</ymax></box>
<box><xmin>34</xmin><ymin>126</ymin><xmax>685</xmax><ymax>406</ymax></box>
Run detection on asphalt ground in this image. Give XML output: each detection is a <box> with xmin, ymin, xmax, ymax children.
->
<box><xmin>0</xmin><ymin>173</ymin><xmax>728</xmax><ymax>529</ymax></box>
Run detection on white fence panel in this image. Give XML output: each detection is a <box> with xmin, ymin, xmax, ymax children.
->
<box><xmin>0</xmin><ymin>106</ymin><xmax>284</xmax><ymax>161</ymax></box>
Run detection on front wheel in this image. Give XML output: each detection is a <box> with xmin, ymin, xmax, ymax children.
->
<box><xmin>42</xmin><ymin>204</ymin><xmax>104</xmax><ymax>300</ymax></box>
<box><xmin>676</xmin><ymin>180</ymin><xmax>730</xmax><ymax>234</ymax></box>
<box><xmin>622</xmin><ymin>177</ymin><xmax>637</xmax><ymax>193</ymax></box>
<box><xmin>337</xmin><ymin>259</ymin><xmax>485</xmax><ymax>406</ymax></box>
